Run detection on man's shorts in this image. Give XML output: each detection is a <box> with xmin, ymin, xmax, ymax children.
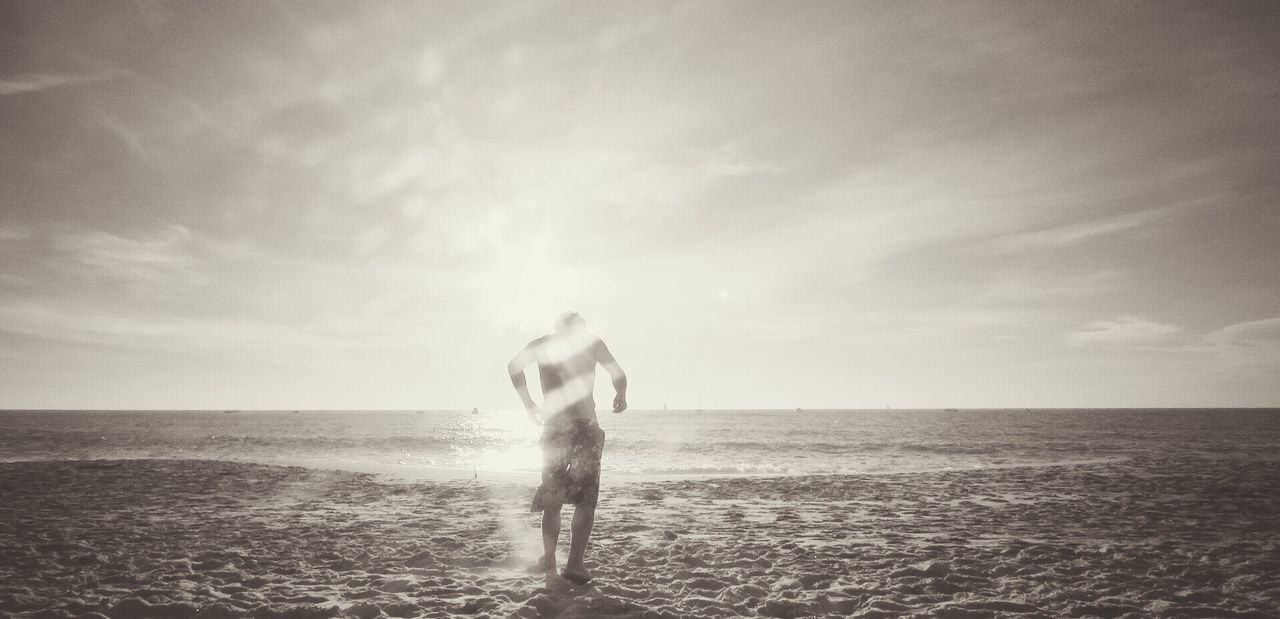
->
<box><xmin>530</xmin><ymin>415</ymin><xmax>605</xmax><ymax>511</ymax></box>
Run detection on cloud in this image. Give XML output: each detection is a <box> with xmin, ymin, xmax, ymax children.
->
<box><xmin>1066</xmin><ymin>315</ymin><xmax>1182</xmax><ymax>347</ymax></box>
<box><xmin>0</xmin><ymin>224</ymin><xmax>33</xmax><ymax>242</ymax></box>
<box><xmin>54</xmin><ymin>224</ymin><xmax>192</xmax><ymax>265</ymax></box>
<box><xmin>0</xmin><ymin>273</ymin><xmax>30</xmax><ymax>287</ymax></box>
<box><xmin>696</xmin><ymin>148</ymin><xmax>779</xmax><ymax>178</ymax></box>
<box><xmin>1209</xmin><ymin>316</ymin><xmax>1280</xmax><ymax>345</ymax></box>
<box><xmin>91</xmin><ymin>112</ymin><xmax>157</xmax><ymax>166</ymax></box>
<box><xmin>0</xmin><ymin>300</ymin><xmax>396</xmax><ymax>361</ymax></box>
<box><xmin>48</xmin><ymin>225</ymin><xmax>205</xmax><ymax>298</ymax></box>
<box><xmin>969</xmin><ymin>270</ymin><xmax>1124</xmax><ymax>304</ymax></box>
<box><xmin>0</xmin><ymin>73</ymin><xmax>110</xmax><ymax>96</ymax></box>
<box><xmin>133</xmin><ymin>0</ymin><xmax>176</xmax><ymax>32</ymax></box>
<box><xmin>1204</xmin><ymin>317</ymin><xmax>1280</xmax><ymax>359</ymax></box>
<box><xmin>1177</xmin><ymin>317</ymin><xmax>1280</xmax><ymax>387</ymax></box>
<box><xmin>988</xmin><ymin>208</ymin><xmax>1171</xmax><ymax>254</ymax></box>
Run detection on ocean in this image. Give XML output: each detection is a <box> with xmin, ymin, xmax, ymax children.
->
<box><xmin>1</xmin><ymin>408</ymin><xmax>1277</xmax><ymax>480</ymax></box>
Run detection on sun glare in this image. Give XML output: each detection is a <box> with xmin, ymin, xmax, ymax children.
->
<box><xmin>456</xmin><ymin>410</ymin><xmax>543</xmax><ymax>474</ymax></box>
<box><xmin>475</xmin><ymin>442</ymin><xmax>542</xmax><ymax>473</ymax></box>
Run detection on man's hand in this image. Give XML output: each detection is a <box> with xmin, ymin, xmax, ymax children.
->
<box><xmin>526</xmin><ymin>405</ymin><xmax>543</xmax><ymax>426</ymax></box>
<box><xmin>611</xmin><ymin>394</ymin><xmax>627</xmax><ymax>414</ymax></box>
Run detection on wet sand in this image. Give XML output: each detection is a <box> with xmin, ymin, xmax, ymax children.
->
<box><xmin>2</xmin><ymin>456</ymin><xmax>1277</xmax><ymax>618</ymax></box>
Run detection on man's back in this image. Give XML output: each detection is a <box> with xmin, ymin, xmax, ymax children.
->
<box><xmin>507</xmin><ymin>312</ymin><xmax>627</xmax><ymax>423</ymax></box>
<box><xmin>514</xmin><ymin>330</ymin><xmax>619</xmax><ymax>420</ymax></box>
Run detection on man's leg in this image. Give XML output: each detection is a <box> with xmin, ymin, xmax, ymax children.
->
<box><xmin>563</xmin><ymin>502</ymin><xmax>595</xmax><ymax>580</ymax></box>
<box><xmin>541</xmin><ymin>504</ymin><xmax>561</xmax><ymax>573</ymax></box>
<box><xmin>562</xmin><ymin>422</ymin><xmax>603</xmax><ymax>583</ymax></box>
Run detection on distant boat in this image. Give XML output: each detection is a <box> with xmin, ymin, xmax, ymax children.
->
<box><xmin>944</xmin><ymin>408</ymin><xmax>958</xmax><ymax>413</ymax></box>
<box><xmin>223</xmin><ymin>410</ymin><xmax>238</xmax><ymax>414</ymax></box>
<box><xmin>663</xmin><ymin>403</ymin><xmax>668</xmax><ymax>411</ymax></box>
<box><xmin>471</xmin><ymin>407</ymin><xmax>479</xmax><ymax>415</ymax></box>
<box><xmin>795</xmin><ymin>407</ymin><xmax>803</xmax><ymax>413</ymax></box>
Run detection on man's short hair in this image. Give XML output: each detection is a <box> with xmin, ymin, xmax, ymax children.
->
<box><xmin>555</xmin><ymin>311</ymin><xmax>586</xmax><ymax>332</ymax></box>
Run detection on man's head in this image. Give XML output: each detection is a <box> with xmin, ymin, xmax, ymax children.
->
<box><xmin>555</xmin><ymin>311</ymin><xmax>586</xmax><ymax>333</ymax></box>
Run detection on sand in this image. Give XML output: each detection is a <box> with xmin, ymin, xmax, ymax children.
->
<box><xmin>2</xmin><ymin>456</ymin><xmax>1278</xmax><ymax>618</ymax></box>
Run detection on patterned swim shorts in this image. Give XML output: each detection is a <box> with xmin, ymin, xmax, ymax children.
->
<box><xmin>530</xmin><ymin>415</ymin><xmax>605</xmax><ymax>511</ymax></box>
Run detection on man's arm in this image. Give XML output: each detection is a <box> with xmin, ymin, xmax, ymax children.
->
<box><xmin>507</xmin><ymin>343</ymin><xmax>541</xmax><ymax>424</ymax></box>
<box><xmin>596</xmin><ymin>340</ymin><xmax>628</xmax><ymax>413</ymax></box>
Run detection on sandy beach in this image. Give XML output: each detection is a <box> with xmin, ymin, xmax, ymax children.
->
<box><xmin>2</xmin><ymin>456</ymin><xmax>1277</xmax><ymax>618</ymax></box>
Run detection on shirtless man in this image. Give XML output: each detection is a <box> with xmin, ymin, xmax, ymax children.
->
<box><xmin>507</xmin><ymin>311</ymin><xmax>627</xmax><ymax>585</ymax></box>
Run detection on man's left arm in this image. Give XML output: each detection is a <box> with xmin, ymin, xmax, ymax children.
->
<box><xmin>597</xmin><ymin>340</ymin><xmax>627</xmax><ymax>413</ymax></box>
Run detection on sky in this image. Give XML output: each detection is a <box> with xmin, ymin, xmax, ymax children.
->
<box><xmin>1</xmin><ymin>1</ymin><xmax>1278</xmax><ymax>410</ymax></box>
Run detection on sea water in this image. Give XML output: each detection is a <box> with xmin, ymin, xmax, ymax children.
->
<box><xmin>1</xmin><ymin>409</ymin><xmax>1277</xmax><ymax>480</ymax></box>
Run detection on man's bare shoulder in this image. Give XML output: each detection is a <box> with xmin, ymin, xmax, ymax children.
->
<box><xmin>591</xmin><ymin>335</ymin><xmax>617</xmax><ymax>359</ymax></box>
<box><xmin>511</xmin><ymin>335</ymin><xmax>552</xmax><ymax>367</ymax></box>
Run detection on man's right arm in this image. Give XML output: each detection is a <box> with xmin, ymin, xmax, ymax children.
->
<box><xmin>507</xmin><ymin>343</ymin><xmax>541</xmax><ymax>424</ymax></box>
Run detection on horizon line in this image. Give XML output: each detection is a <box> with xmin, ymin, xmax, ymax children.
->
<box><xmin>2</xmin><ymin>407</ymin><xmax>1278</xmax><ymax>413</ymax></box>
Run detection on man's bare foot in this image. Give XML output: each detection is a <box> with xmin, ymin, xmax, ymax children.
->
<box><xmin>531</xmin><ymin>555</ymin><xmax>555</xmax><ymax>574</ymax></box>
<box><xmin>560</xmin><ymin>566</ymin><xmax>593</xmax><ymax>586</ymax></box>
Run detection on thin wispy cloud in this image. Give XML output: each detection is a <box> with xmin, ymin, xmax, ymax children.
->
<box><xmin>1204</xmin><ymin>317</ymin><xmax>1280</xmax><ymax>371</ymax></box>
<box><xmin>969</xmin><ymin>271</ymin><xmax>1124</xmax><ymax>304</ymax></box>
<box><xmin>0</xmin><ymin>72</ymin><xmax>110</xmax><ymax>96</ymax></box>
<box><xmin>47</xmin><ymin>225</ymin><xmax>203</xmax><ymax>298</ymax></box>
<box><xmin>0</xmin><ymin>224</ymin><xmax>33</xmax><ymax>242</ymax></box>
<box><xmin>1066</xmin><ymin>316</ymin><xmax>1183</xmax><ymax>348</ymax></box>
<box><xmin>1211</xmin><ymin>317</ymin><xmax>1280</xmax><ymax>345</ymax></box>
<box><xmin>988</xmin><ymin>208</ymin><xmax>1173</xmax><ymax>254</ymax></box>
<box><xmin>0</xmin><ymin>300</ymin><xmax>405</xmax><ymax>362</ymax></box>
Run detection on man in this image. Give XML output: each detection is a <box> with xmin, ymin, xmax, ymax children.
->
<box><xmin>507</xmin><ymin>311</ymin><xmax>627</xmax><ymax>585</ymax></box>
